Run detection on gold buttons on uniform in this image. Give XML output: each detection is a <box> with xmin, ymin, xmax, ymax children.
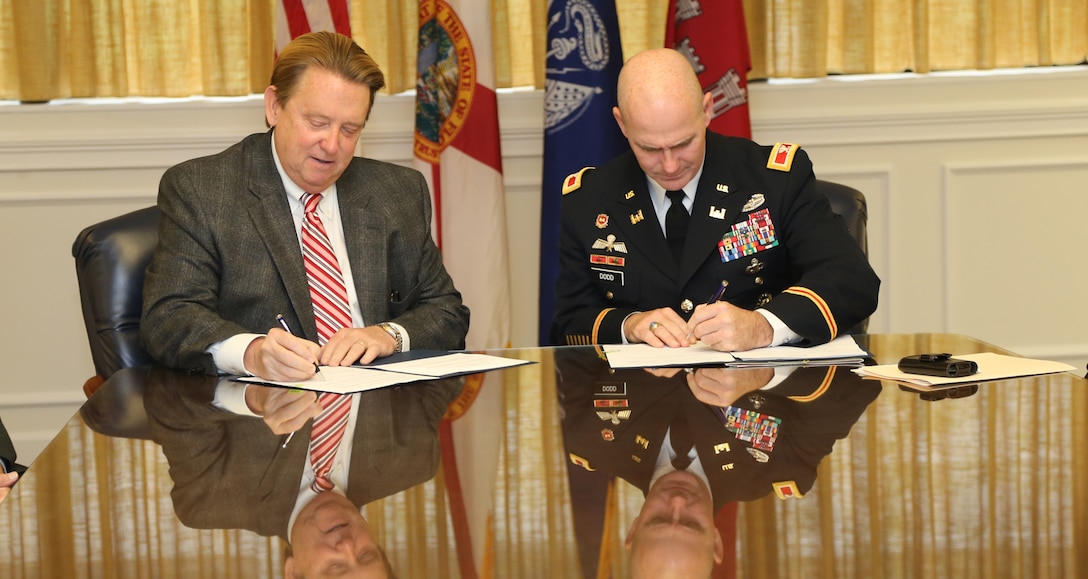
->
<box><xmin>756</xmin><ymin>293</ymin><xmax>772</xmax><ymax>307</ymax></box>
<box><xmin>680</xmin><ymin>299</ymin><xmax>694</xmax><ymax>313</ymax></box>
<box><xmin>605</xmin><ymin>291</ymin><xmax>614</xmax><ymax>300</ymax></box>
<box><xmin>754</xmin><ymin>276</ymin><xmax>764</xmax><ymax>286</ymax></box>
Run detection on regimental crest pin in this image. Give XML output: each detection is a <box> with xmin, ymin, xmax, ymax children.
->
<box><xmin>742</xmin><ymin>193</ymin><xmax>765</xmax><ymax>212</ymax></box>
<box><xmin>595</xmin><ymin>213</ymin><xmax>609</xmax><ymax>229</ymax></box>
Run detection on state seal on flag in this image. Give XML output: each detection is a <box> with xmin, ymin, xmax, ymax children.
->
<box><xmin>414</xmin><ymin>0</ymin><xmax>476</xmax><ymax>164</ymax></box>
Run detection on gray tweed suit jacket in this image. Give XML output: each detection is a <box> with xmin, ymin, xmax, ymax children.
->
<box><xmin>141</xmin><ymin>131</ymin><xmax>469</xmax><ymax>374</ymax></box>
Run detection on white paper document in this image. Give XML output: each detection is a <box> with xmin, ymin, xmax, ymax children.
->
<box><xmin>851</xmin><ymin>352</ymin><xmax>1076</xmax><ymax>387</ymax></box>
<box><xmin>373</xmin><ymin>352</ymin><xmax>530</xmax><ymax>377</ymax></box>
<box><xmin>235</xmin><ymin>365</ymin><xmax>432</xmax><ymax>394</ymax></box>
<box><xmin>234</xmin><ymin>352</ymin><xmax>532</xmax><ymax>394</ymax></box>
<box><xmin>604</xmin><ymin>335</ymin><xmax>869</xmax><ymax>369</ymax></box>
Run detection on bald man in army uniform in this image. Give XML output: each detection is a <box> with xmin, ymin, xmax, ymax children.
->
<box><xmin>551</xmin><ymin>48</ymin><xmax>879</xmax><ymax>350</ymax></box>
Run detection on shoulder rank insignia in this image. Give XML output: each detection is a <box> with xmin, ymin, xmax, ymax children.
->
<box><xmin>767</xmin><ymin>143</ymin><xmax>800</xmax><ymax>172</ymax></box>
<box><xmin>773</xmin><ymin>480</ymin><xmax>803</xmax><ymax>499</ymax></box>
<box><xmin>569</xmin><ymin>453</ymin><xmax>594</xmax><ymax>471</ymax></box>
<box><xmin>562</xmin><ymin>167</ymin><xmax>594</xmax><ymax>195</ymax></box>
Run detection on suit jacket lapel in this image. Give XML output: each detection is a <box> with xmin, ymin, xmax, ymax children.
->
<box><xmin>244</xmin><ymin>133</ymin><xmax>317</xmax><ymax>339</ymax></box>
<box><xmin>336</xmin><ymin>165</ymin><xmax>388</xmax><ymax>325</ymax></box>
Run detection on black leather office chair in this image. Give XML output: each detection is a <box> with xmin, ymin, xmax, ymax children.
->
<box><xmin>814</xmin><ymin>179</ymin><xmax>870</xmax><ymax>334</ymax></box>
<box><xmin>72</xmin><ymin>206</ymin><xmax>160</xmax><ymax>397</ymax></box>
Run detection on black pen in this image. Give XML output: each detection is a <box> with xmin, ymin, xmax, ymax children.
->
<box><xmin>275</xmin><ymin>313</ymin><xmax>322</xmax><ymax>377</ymax></box>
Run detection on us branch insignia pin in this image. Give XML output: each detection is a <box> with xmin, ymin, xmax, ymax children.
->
<box><xmin>595</xmin><ymin>213</ymin><xmax>609</xmax><ymax>229</ymax></box>
<box><xmin>708</xmin><ymin>206</ymin><xmax>727</xmax><ymax>220</ymax></box>
<box><xmin>742</xmin><ymin>193</ymin><xmax>765</xmax><ymax>212</ymax></box>
<box><xmin>630</xmin><ymin>210</ymin><xmax>644</xmax><ymax>225</ymax></box>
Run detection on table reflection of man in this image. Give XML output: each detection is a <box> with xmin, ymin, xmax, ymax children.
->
<box><xmin>142</xmin><ymin>367</ymin><xmax>464</xmax><ymax>576</ymax></box>
<box><xmin>555</xmin><ymin>348</ymin><xmax>881</xmax><ymax>577</ymax></box>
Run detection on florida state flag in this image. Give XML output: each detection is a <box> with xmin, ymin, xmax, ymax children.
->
<box><xmin>665</xmin><ymin>0</ymin><xmax>752</xmax><ymax>138</ymax></box>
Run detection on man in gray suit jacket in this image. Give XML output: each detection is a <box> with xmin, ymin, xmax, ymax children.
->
<box><xmin>141</xmin><ymin>32</ymin><xmax>469</xmax><ymax>390</ymax></box>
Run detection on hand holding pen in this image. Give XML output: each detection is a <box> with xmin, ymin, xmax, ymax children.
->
<box><xmin>688</xmin><ymin>280</ymin><xmax>775</xmax><ymax>351</ymax></box>
<box><xmin>275</xmin><ymin>314</ymin><xmax>323</xmax><ymax>379</ymax></box>
<box><xmin>272</xmin><ymin>314</ymin><xmax>323</xmax><ymax>449</ymax></box>
<box><xmin>686</xmin><ymin>281</ymin><xmax>729</xmax><ymax>340</ymax></box>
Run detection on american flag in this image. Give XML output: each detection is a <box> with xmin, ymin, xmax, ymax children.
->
<box><xmin>275</xmin><ymin>0</ymin><xmax>351</xmax><ymax>53</ymax></box>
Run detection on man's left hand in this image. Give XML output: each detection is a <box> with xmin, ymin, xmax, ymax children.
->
<box><xmin>320</xmin><ymin>326</ymin><xmax>396</xmax><ymax>366</ymax></box>
<box><xmin>687</xmin><ymin>301</ymin><xmax>773</xmax><ymax>352</ymax></box>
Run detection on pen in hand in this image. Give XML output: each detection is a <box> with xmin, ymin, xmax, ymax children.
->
<box><xmin>687</xmin><ymin>281</ymin><xmax>730</xmax><ymax>340</ymax></box>
<box><xmin>275</xmin><ymin>313</ymin><xmax>322</xmax><ymax>378</ymax></box>
<box><xmin>707</xmin><ymin>280</ymin><xmax>729</xmax><ymax>305</ymax></box>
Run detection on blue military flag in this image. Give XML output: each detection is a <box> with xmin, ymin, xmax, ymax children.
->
<box><xmin>539</xmin><ymin>0</ymin><xmax>628</xmax><ymax>345</ymax></box>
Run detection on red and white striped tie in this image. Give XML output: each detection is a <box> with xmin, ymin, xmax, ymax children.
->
<box><xmin>301</xmin><ymin>192</ymin><xmax>353</xmax><ymax>492</ymax></box>
<box><xmin>302</xmin><ymin>192</ymin><xmax>352</xmax><ymax>345</ymax></box>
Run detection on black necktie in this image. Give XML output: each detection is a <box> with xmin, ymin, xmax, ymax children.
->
<box><xmin>665</xmin><ymin>189</ymin><xmax>689</xmax><ymax>262</ymax></box>
<box><xmin>669</xmin><ymin>410</ymin><xmax>694</xmax><ymax>470</ymax></box>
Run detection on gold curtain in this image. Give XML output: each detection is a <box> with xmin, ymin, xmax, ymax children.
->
<box><xmin>2</xmin><ymin>0</ymin><xmax>1084</xmax><ymax>100</ymax></box>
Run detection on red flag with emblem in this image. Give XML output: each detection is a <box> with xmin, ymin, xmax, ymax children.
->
<box><xmin>665</xmin><ymin>0</ymin><xmax>752</xmax><ymax>138</ymax></box>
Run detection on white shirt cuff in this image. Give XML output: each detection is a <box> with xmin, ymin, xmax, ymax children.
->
<box><xmin>206</xmin><ymin>333</ymin><xmax>264</xmax><ymax>376</ymax></box>
<box><xmin>756</xmin><ymin>309</ymin><xmax>801</xmax><ymax>346</ymax></box>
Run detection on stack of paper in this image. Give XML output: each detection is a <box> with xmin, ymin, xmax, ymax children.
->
<box><xmin>604</xmin><ymin>335</ymin><xmax>869</xmax><ymax>369</ymax></box>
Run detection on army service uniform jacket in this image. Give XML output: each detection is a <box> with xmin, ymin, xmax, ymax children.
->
<box><xmin>550</xmin><ymin>132</ymin><xmax>880</xmax><ymax>346</ymax></box>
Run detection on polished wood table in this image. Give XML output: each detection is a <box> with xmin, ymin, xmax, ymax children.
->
<box><xmin>0</xmin><ymin>334</ymin><xmax>1084</xmax><ymax>578</ymax></box>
